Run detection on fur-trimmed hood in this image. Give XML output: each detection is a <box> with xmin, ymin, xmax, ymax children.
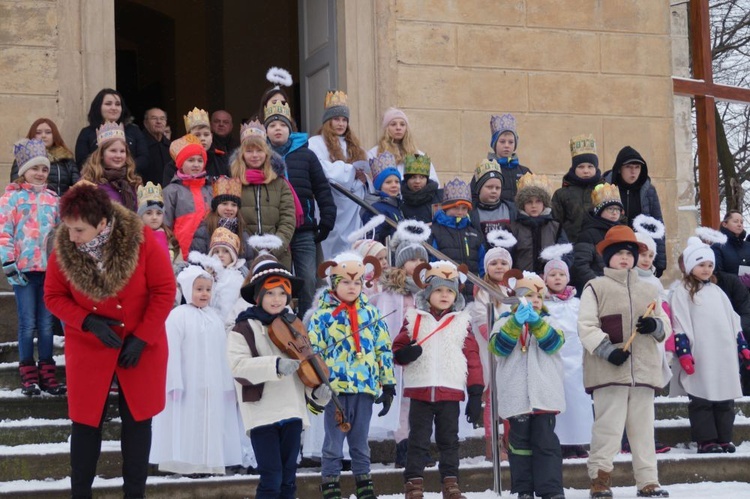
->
<box><xmin>48</xmin><ymin>146</ymin><xmax>74</xmax><ymax>162</ymax></box>
<box><xmin>54</xmin><ymin>203</ymin><xmax>144</xmax><ymax>301</ymax></box>
<box><xmin>515</xmin><ymin>185</ymin><xmax>551</xmax><ymax>210</ymax></box>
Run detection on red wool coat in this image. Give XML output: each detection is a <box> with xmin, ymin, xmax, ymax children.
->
<box><xmin>44</xmin><ymin>204</ymin><xmax>176</xmax><ymax>426</ymax></box>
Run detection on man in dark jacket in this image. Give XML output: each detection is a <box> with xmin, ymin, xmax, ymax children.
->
<box><xmin>141</xmin><ymin>108</ymin><xmax>171</xmax><ymax>186</ymax></box>
<box><xmin>264</xmin><ymin>101</ymin><xmax>336</xmax><ymax>318</ymax></box>
<box><xmin>603</xmin><ymin>146</ymin><xmax>666</xmax><ymax>276</ymax></box>
<box><xmin>210</xmin><ymin>109</ymin><xmax>239</xmax><ymax>155</ymax></box>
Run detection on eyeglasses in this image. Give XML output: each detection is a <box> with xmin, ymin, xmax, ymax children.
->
<box><xmin>604</xmin><ymin>206</ymin><xmax>622</xmax><ymax>214</ymax></box>
<box><xmin>148</xmin><ymin>116</ymin><xmax>167</xmax><ymax>122</ymax></box>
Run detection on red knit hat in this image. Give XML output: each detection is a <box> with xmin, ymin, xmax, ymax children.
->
<box><xmin>170</xmin><ymin>134</ymin><xmax>207</xmax><ymax>171</ymax></box>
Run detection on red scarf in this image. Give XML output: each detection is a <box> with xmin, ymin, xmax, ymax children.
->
<box><xmin>173</xmin><ymin>177</ymin><xmax>207</xmax><ymax>258</ymax></box>
<box><xmin>332</xmin><ymin>299</ymin><xmax>361</xmax><ymax>355</ymax></box>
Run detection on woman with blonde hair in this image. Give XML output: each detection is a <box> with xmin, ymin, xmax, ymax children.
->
<box><xmin>367</xmin><ymin>107</ymin><xmax>439</xmax><ymax>184</ymax></box>
<box><xmin>231</xmin><ymin>120</ymin><xmax>297</xmax><ymax>269</ymax></box>
<box><xmin>308</xmin><ymin>90</ymin><xmax>369</xmax><ymax>258</ymax></box>
<box><xmin>80</xmin><ymin>122</ymin><xmax>142</xmax><ymax>211</ymax></box>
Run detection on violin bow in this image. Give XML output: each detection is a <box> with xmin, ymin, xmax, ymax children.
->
<box><xmin>314</xmin><ymin>309</ymin><xmax>398</xmax><ymax>356</ymax></box>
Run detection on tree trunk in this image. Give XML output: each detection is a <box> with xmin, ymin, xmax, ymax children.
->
<box><xmin>716</xmin><ymin>106</ymin><xmax>742</xmax><ymax>212</ymax></box>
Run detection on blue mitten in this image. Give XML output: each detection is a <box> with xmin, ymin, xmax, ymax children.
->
<box><xmin>526</xmin><ymin>306</ymin><xmax>540</xmax><ymax>324</ymax></box>
<box><xmin>3</xmin><ymin>262</ymin><xmax>28</xmax><ymax>287</ymax></box>
<box><xmin>514</xmin><ymin>303</ymin><xmax>532</xmax><ymax>324</ymax></box>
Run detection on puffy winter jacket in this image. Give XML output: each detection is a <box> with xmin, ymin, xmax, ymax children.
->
<box><xmin>9</xmin><ymin>147</ymin><xmax>80</xmax><ymax>196</ymax></box>
<box><xmin>603</xmin><ymin>147</ymin><xmax>665</xmax><ymax>275</ymax></box>
<box><xmin>307</xmin><ymin>289</ymin><xmax>396</xmax><ymax>396</ymax></box>
<box><xmin>510</xmin><ymin>209</ymin><xmax>569</xmax><ymax>274</ymax></box>
<box><xmin>361</xmin><ymin>192</ymin><xmax>403</xmax><ymax>244</ymax></box>
<box><xmin>274</xmin><ymin>132</ymin><xmax>337</xmax><ymax>234</ymax></box>
<box><xmin>712</xmin><ymin>226</ymin><xmax>750</xmax><ymax>276</ymax></box>
<box><xmin>163</xmin><ymin>176</ymin><xmax>213</xmax><ymax>259</ymax></box>
<box><xmin>75</xmin><ymin>123</ymin><xmax>148</xmax><ymax>175</ymax></box>
<box><xmin>0</xmin><ymin>182</ymin><xmax>59</xmax><ymax>272</ymax></box>
<box><xmin>430</xmin><ymin>210</ymin><xmax>486</xmax><ymax>277</ymax></box>
<box><xmin>571</xmin><ymin>211</ymin><xmax>621</xmax><ymax>293</ymax></box>
<box><xmin>550</xmin><ymin>172</ymin><xmax>604</xmax><ymax>244</ymax></box>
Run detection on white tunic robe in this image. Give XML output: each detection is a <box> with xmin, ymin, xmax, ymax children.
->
<box><xmin>545</xmin><ymin>292</ymin><xmax>593</xmax><ymax>445</ymax></box>
<box><xmin>669</xmin><ymin>282</ymin><xmax>743</xmax><ymax>401</ymax></box>
<box><xmin>308</xmin><ymin>135</ymin><xmax>367</xmax><ymax>260</ymax></box>
<box><xmin>150</xmin><ymin>304</ymin><xmax>245</xmax><ymax>474</ymax></box>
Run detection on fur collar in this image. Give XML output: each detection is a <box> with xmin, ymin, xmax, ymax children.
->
<box><xmin>54</xmin><ymin>203</ymin><xmax>144</xmax><ymax>301</ymax></box>
<box><xmin>48</xmin><ymin>146</ymin><xmax>74</xmax><ymax>162</ymax></box>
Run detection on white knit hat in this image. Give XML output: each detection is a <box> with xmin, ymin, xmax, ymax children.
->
<box><xmin>682</xmin><ymin>236</ymin><xmax>715</xmax><ymax>275</ymax></box>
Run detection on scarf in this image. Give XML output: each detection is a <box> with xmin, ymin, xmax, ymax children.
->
<box><xmin>218</xmin><ymin>217</ymin><xmax>239</xmax><ymax>234</ymax></box>
<box><xmin>495</xmin><ymin>154</ymin><xmax>520</xmax><ymax>170</ymax></box>
<box><xmin>77</xmin><ymin>218</ymin><xmax>113</xmax><ymax>268</ymax></box>
<box><xmin>401</xmin><ymin>180</ymin><xmax>438</xmax><ymax>206</ymax></box>
<box><xmin>271</xmin><ymin>140</ymin><xmax>293</xmax><ymax>158</ymax></box>
<box><xmin>173</xmin><ymin>177</ymin><xmax>208</xmax><ymax>258</ymax></box>
<box><xmin>551</xmin><ymin>285</ymin><xmax>576</xmax><ymax>301</ymax></box>
<box><xmin>476</xmin><ymin>198</ymin><xmax>502</xmax><ymax>211</ymax></box>
<box><xmin>245</xmin><ymin>169</ymin><xmax>305</xmax><ymax>227</ymax></box>
<box><xmin>332</xmin><ymin>297</ymin><xmax>362</xmax><ymax>356</ymax></box>
<box><xmin>103</xmin><ymin>167</ymin><xmax>137</xmax><ymax>211</ymax></box>
<box><xmin>236</xmin><ymin>305</ymin><xmax>282</xmax><ymax>326</ymax></box>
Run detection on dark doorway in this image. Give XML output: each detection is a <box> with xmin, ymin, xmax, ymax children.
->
<box><xmin>115</xmin><ymin>0</ymin><xmax>300</xmax><ymax>140</ymax></box>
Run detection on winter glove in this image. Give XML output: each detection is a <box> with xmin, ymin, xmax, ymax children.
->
<box><xmin>3</xmin><ymin>262</ymin><xmax>28</xmax><ymax>287</ymax></box>
<box><xmin>737</xmin><ymin>333</ymin><xmax>750</xmax><ymax>370</ymax></box>
<box><xmin>82</xmin><ymin>314</ymin><xmax>123</xmax><ymax>349</ymax></box>
<box><xmin>118</xmin><ymin>335</ymin><xmax>146</xmax><ymax>368</ymax></box>
<box><xmin>607</xmin><ymin>348</ymin><xmax>631</xmax><ymax>366</ymax></box>
<box><xmin>679</xmin><ymin>354</ymin><xmax>695</xmax><ymax>375</ymax></box>
<box><xmin>314</xmin><ymin>226</ymin><xmax>332</xmax><ymax>244</ymax></box>
<box><xmin>513</xmin><ymin>303</ymin><xmax>533</xmax><ymax>324</ymax></box>
<box><xmin>465</xmin><ymin>385</ymin><xmax>484</xmax><ymax>427</ymax></box>
<box><xmin>277</xmin><ymin>358</ymin><xmax>302</xmax><ymax>377</ymax></box>
<box><xmin>636</xmin><ymin>316</ymin><xmax>658</xmax><ymax>335</ymax></box>
<box><xmin>312</xmin><ymin>383</ymin><xmax>332</xmax><ymax>405</ymax></box>
<box><xmin>393</xmin><ymin>340</ymin><xmax>423</xmax><ymax>364</ymax></box>
<box><xmin>526</xmin><ymin>306</ymin><xmax>541</xmax><ymax>325</ymax></box>
<box><xmin>375</xmin><ymin>384</ymin><xmax>396</xmax><ymax>417</ymax></box>
<box><xmin>740</xmin><ymin>348</ymin><xmax>750</xmax><ymax>371</ymax></box>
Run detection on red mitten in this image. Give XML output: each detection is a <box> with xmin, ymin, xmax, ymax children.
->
<box><xmin>679</xmin><ymin>354</ymin><xmax>695</xmax><ymax>375</ymax></box>
<box><xmin>740</xmin><ymin>349</ymin><xmax>750</xmax><ymax>370</ymax></box>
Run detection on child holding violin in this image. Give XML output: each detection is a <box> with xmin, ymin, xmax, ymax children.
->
<box><xmin>227</xmin><ymin>252</ymin><xmax>332</xmax><ymax>498</ymax></box>
<box><xmin>308</xmin><ymin>251</ymin><xmax>396</xmax><ymax>499</ymax></box>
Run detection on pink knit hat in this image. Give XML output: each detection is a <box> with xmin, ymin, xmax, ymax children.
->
<box><xmin>543</xmin><ymin>259</ymin><xmax>570</xmax><ymax>281</ymax></box>
<box><xmin>352</xmin><ymin>239</ymin><xmax>386</xmax><ymax>259</ymax></box>
<box><xmin>381</xmin><ymin>107</ymin><xmax>409</xmax><ymax>130</ymax></box>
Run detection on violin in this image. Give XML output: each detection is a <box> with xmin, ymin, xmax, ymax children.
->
<box><xmin>269</xmin><ymin>312</ymin><xmax>351</xmax><ymax>432</ymax></box>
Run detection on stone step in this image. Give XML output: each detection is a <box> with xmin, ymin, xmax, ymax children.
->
<box><xmin>0</xmin><ymin>419</ymin><xmax>120</xmax><ymax>446</ymax></box>
<box><xmin>655</xmin><ymin>396</ymin><xmax>750</xmax><ymax>419</ymax></box>
<box><xmin>2</xmin><ymin>453</ymin><xmax>750</xmax><ymax>498</ymax></box>
<box><xmin>0</xmin><ymin>393</ymin><xmax>118</xmax><ymax>421</ymax></box>
<box><xmin>0</xmin><ymin>342</ymin><xmax>65</xmax><ymax>364</ymax></box>
<box><xmin>0</xmin><ymin>363</ymin><xmax>66</xmax><ymax>390</ymax></box>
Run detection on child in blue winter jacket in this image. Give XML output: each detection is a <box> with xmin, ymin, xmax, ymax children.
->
<box><xmin>1</xmin><ymin>139</ymin><xmax>63</xmax><ymax>396</ymax></box>
<box><xmin>307</xmin><ymin>251</ymin><xmax>396</xmax><ymax>499</ymax></box>
<box><xmin>361</xmin><ymin>151</ymin><xmax>403</xmax><ymax>244</ymax></box>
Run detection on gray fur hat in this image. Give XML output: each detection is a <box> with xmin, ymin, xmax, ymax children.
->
<box><xmin>514</xmin><ymin>185</ymin><xmax>551</xmax><ymax>210</ymax></box>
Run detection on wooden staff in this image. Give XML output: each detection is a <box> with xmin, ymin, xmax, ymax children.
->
<box><xmin>623</xmin><ymin>301</ymin><xmax>657</xmax><ymax>352</ymax></box>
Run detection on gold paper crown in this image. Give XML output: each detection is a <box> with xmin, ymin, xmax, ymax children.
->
<box><xmin>474</xmin><ymin>158</ymin><xmax>502</xmax><ymax>182</ymax></box>
<box><xmin>570</xmin><ymin>134</ymin><xmax>597</xmax><ymax>158</ymax></box>
<box><xmin>263</xmin><ymin>100</ymin><xmax>292</xmax><ymax>122</ymax></box>
<box><xmin>183</xmin><ymin>107</ymin><xmax>210</xmax><ymax>132</ymax></box>
<box><xmin>137</xmin><ymin>181</ymin><xmax>163</xmax><ymax>207</ymax></box>
<box><xmin>324</xmin><ymin>90</ymin><xmax>348</xmax><ymax>109</ymax></box>
<box><xmin>169</xmin><ymin>133</ymin><xmax>202</xmax><ymax>161</ymax></box>
<box><xmin>212</xmin><ymin>176</ymin><xmax>242</xmax><ymax>199</ymax></box>
<box><xmin>516</xmin><ymin>172</ymin><xmax>552</xmax><ymax>196</ymax></box>
<box><xmin>591</xmin><ymin>182</ymin><xmax>622</xmax><ymax>209</ymax></box>
<box><xmin>240</xmin><ymin>119</ymin><xmax>266</xmax><ymax>143</ymax></box>
<box><xmin>210</xmin><ymin>226</ymin><xmax>240</xmax><ymax>255</ymax></box>
<box><xmin>96</xmin><ymin>122</ymin><xmax>126</xmax><ymax>146</ymax></box>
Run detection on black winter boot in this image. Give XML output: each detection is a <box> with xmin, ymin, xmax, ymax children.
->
<box><xmin>355</xmin><ymin>473</ymin><xmax>376</xmax><ymax>499</ymax></box>
<box><xmin>19</xmin><ymin>360</ymin><xmax>40</xmax><ymax>396</ymax></box>
<box><xmin>321</xmin><ymin>477</ymin><xmax>341</xmax><ymax>499</ymax></box>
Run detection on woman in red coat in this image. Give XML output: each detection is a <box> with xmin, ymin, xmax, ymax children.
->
<box><xmin>44</xmin><ymin>183</ymin><xmax>175</xmax><ymax>498</ymax></box>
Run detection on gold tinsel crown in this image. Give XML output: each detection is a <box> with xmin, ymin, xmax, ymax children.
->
<box><xmin>169</xmin><ymin>133</ymin><xmax>202</xmax><ymax>161</ymax></box>
<box><xmin>570</xmin><ymin>134</ymin><xmax>597</xmax><ymax>158</ymax></box>
<box><xmin>516</xmin><ymin>172</ymin><xmax>552</xmax><ymax>196</ymax></box>
<box><xmin>183</xmin><ymin>107</ymin><xmax>210</xmax><ymax>132</ymax></box>
<box><xmin>591</xmin><ymin>183</ymin><xmax>621</xmax><ymax>209</ymax></box>
<box><xmin>240</xmin><ymin>119</ymin><xmax>266</xmax><ymax>143</ymax></box>
<box><xmin>324</xmin><ymin>90</ymin><xmax>348</xmax><ymax>109</ymax></box>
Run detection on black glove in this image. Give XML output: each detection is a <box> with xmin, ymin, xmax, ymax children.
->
<box><xmin>465</xmin><ymin>384</ymin><xmax>484</xmax><ymax>426</ymax></box>
<box><xmin>82</xmin><ymin>314</ymin><xmax>123</xmax><ymax>349</ymax></box>
<box><xmin>654</xmin><ymin>267</ymin><xmax>664</xmax><ymax>278</ymax></box>
<box><xmin>118</xmin><ymin>335</ymin><xmax>146</xmax><ymax>368</ymax></box>
<box><xmin>375</xmin><ymin>384</ymin><xmax>396</xmax><ymax>417</ymax></box>
<box><xmin>636</xmin><ymin>316</ymin><xmax>658</xmax><ymax>335</ymax></box>
<box><xmin>393</xmin><ymin>340</ymin><xmax>423</xmax><ymax>364</ymax></box>
<box><xmin>314</xmin><ymin>226</ymin><xmax>332</xmax><ymax>244</ymax></box>
<box><xmin>607</xmin><ymin>348</ymin><xmax>631</xmax><ymax>366</ymax></box>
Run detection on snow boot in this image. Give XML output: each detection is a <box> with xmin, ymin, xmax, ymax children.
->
<box><xmin>590</xmin><ymin>469</ymin><xmax>613</xmax><ymax>498</ymax></box>
<box><xmin>38</xmin><ymin>359</ymin><xmax>66</xmax><ymax>395</ymax></box>
<box><xmin>720</xmin><ymin>442</ymin><xmax>736</xmax><ymax>453</ymax></box>
<box><xmin>321</xmin><ymin>477</ymin><xmax>341</xmax><ymax>499</ymax></box>
<box><xmin>404</xmin><ymin>477</ymin><xmax>424</xmax><ymax>499</ymax></box>
<box><xmin>355</xmin><ymin>473</ymin><xmax>376</xmax><ymax>499</ymax></box>
<box><xmin>19</xmin><ymin>360</ymin><xmax>41</xmax><ymax>396</ymax></box>
<box><xmin>637</xmin><ymin>484</ymin><xmax>669</xmax><ymax>497</ymax></box>
<box><xmin>441</xmin><ymin>476</ymin><xmax>466</xmax><ymax>499</ymax></box>
<box><xmin>697</xmin><ymin>441</ymin><xmax>723</xmax><ymax>453</ymax></box>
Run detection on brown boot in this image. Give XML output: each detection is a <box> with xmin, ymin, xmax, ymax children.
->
<box><xmin>590</xmin><ymin>469</ymin><xmax>613</xmax><ymax>498</ymax></box>
<box><xmin>441</xmin><ymin>476</ymin><xmax>466</xmax><ymax>499</ymax></box>
<box><xmin>404</xmin><ymin>477</ymin><xmax>424</xmax><ymax>499</ymax></box>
